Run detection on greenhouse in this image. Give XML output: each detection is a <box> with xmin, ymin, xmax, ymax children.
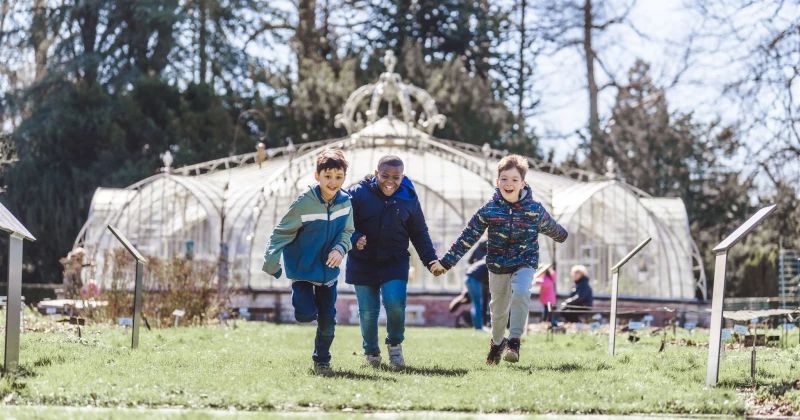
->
<box><xmin>74</xmin><ymin>52</ymin><xmax>706</xmax><ymax>300</ymax></box>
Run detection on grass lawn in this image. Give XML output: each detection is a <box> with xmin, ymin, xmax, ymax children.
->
<box><xmin>0</xmin><ymin>315</ymin><xmax>798</xmax><ymax>417</ymax></box>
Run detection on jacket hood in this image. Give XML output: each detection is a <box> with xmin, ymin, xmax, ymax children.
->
<box><xmin>310</xmin><ymin>185</ymin><xmax>351</xmax><ymax>205</ymax></box>
<box><xmin>492</xmin><ymin>184</ymin><xmax>532</xmax><ymax>207</ymax></box>
<box><xmin>575</xmin><ymin>275</ymin><xmax>590</xmax><ymax>284</ymax></box>
<box><xmin>361</xmin><ymin>174</ymin><xmax>417</xmax><ymax>201</ymax></box>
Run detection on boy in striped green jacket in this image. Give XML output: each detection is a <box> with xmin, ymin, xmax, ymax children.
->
<box><xmin>262</xmin><ymin>149</ymin><xmax>354</xmax><ymax>373</ymax></box>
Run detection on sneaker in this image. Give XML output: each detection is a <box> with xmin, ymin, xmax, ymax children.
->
<box><xmin>503</xmin><ymin>338</ymin><xmax>520</xmax><ymax>363</ymax></box>
<box><xmin>365</xmin><ymin>352</ymin><xmax>382</xmax><ymax>366</ymax></box>
<box><xmin>313</xmin><ymin>361</ymin><xmax>332</xmax><ymax>374</ymax></box>
<box><xmin>486</xmin><ymin>338</ymin><xmax>507</xmax><ymax>365</ymax></box>
<box><xmin>387</xmin><ymin>344</ymin><xmax>405</xmax><ymax>367</ymax></box>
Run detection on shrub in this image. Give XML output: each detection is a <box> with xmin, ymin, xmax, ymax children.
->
<box><xmin>90</xmin><ymin>248</ymin><xmax>234</xmax><ymax>326</ymax></box>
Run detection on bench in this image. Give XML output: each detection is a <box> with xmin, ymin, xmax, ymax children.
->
<box><xmin>0</xmin><ymin>296</ymin><xmax>26</xmax><ymax>310</ymax></box>
<box><xmin>349</xmin><ymin>304</ymin><xmax>426</xmax><ymax>325</ymax></box>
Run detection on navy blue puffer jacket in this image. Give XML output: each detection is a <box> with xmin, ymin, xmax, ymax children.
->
<box><xmin>346</xmin><ymin>175</ymin><xmax>438</xmax><ymax>285</ymax></box>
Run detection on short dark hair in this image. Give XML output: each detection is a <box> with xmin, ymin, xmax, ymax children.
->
<box><xmin>316</xmin><ymin>149</ymin><xmax>349</xmax><ymax>174</ymax></box>
<box><xmin>497</xmin><ymin>154</ymin><xmax>529</xmax><ymax>179</ymax></box>
<box><xmin>377</xmin><ymin>155</ymin><xmax>404</xmax><ymax>169</ymax></box>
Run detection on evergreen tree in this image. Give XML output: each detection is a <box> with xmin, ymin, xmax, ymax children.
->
<box><xmin>608</xmin><ymin>60</ymin><xmax>757</xmax><ymax>298</ymax></box>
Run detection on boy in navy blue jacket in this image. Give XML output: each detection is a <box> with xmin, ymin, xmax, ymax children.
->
<box><xmin>346</xmin><ymin>155</ymin><xmax>441</xmax><ymax>367</ymax></box>
<box><xmin>263</xmin><ymin>149</ymin><xmax>354</xmax><ymax>373</ymax></box>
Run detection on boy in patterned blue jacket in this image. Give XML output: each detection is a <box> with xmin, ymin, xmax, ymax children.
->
<box><xmin>263</xmin><ymin>149</ymin><xmax>354</xmax><ymax>373</ymax></box>
<box><xmin>431</xmin><ymin>155</ymin><xmax>568</xmax><ymax>365</ymax></box>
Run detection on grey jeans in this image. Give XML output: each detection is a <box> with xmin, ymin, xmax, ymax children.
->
<box><xmin>488</xmin><ymin>267</ymin><xmax>534</xmax><ymax>345</ymax></box>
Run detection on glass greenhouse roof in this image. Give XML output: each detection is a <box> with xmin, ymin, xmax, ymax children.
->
<box><xmin>74</xmin><ymin>53</ymin><xmax>706</xmax><ymax>300</ymax></box>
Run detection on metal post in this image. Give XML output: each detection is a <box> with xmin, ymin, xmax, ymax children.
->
<box><xmin>751</xmin><ymin>320</ymin><xmax>757</xmax><ymax>388</ymax></box>
<box><xmin>107</xmin><ymin>225</ymin><xmax>147</xmax><ymax>350</ymax></box>
<box><xmin>3</xmin><ymin>234</ymin><xmax>23</xmax><ymax>375</ymax></box>
<box><xmin>779</xmin><ymin>237</ymin><xmax>785</xmax><ymax>309</ymax></box>
<box><xmin>706</xmin><ymin>252</ymin><xmax>728</xmax><ymax>386</ymax></box>
<box><xmin>608</xmin><ymin>269</ymin><xmax>620</xmax><ymax>355</ymax></box>
<box><xmin>608</xmin><ymin>237</ymin><xmax>651</xmax><ymax>356</ymax></box>
<box><xmin>706</xmin><ymin>204</ymin><xmax>777</xmax><ymax>386</ymax></box>
<box><xmin>132</xmin><ymin>260</ymin><xmax>144</xmax><ymax>349</ymax></box>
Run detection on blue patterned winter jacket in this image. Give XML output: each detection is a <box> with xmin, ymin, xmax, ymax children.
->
<box><xmin>440</xmin><ymin>185</ymin><xmax>568</xmax><ymax>274</ymax></box>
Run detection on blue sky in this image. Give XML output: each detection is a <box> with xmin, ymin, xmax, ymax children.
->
<box><xmin>246</xmin><ymin>1</ymin><xmax>742</xmax><ymax>163</ymax></box>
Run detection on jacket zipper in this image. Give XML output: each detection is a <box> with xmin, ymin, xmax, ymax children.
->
<box><xmin>376</xmin><ymin>199</ymin><xmax>393</xmax><ymax>245</ymax></box>
<box><xmin>505</xmin><ymin>207</ymin><xmax>514</xmax><ymax>266</ymax></box>
<box><xmin>323</xmin><ymin>198</ymin><xmax>332</xmax><ymax>285</ymax></box>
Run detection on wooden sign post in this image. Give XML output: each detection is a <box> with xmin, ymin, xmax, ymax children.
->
<box><xmin>173</xmin><ymin>309</ymin><xmax>186</xmax><ymax>327</ymax></box>
<box><xmin>608</xmin><ymin>238</ymin><xmax>651</xmax><ymax>356</ymax></box>
<box><xmin>107</xmin><ymin>225</ymin><xmax>147</xmax><ymax>350</ymax></box>
<box><xmin>0</xmin><ymin>203</ymin><xmax>36</xmax><ymax>376</ymax></box>
<box><xmin>706</xmin><ymin>205</ymin><xmax>777</xmax><ymax>386</ymax></box>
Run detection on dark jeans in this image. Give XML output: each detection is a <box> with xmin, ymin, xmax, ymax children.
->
<box><xmin>542</xmin><ymin>304</ymin><xmax>558</xmax><ymax>326</ymax></box>
<box><xmin>465</xmin><ymin>276</ymin><xmax>483</xmax><ymax>329</ymax></box>
<box><xmin>562</xmin><ymin>311</ymin><xmax>583</xmax><ymax>323</ymax></box>
<box><xmin>354</xmin><ymin>279</ymin><xmax>406</xmax><ymax>354</ymax></box>
<box><xmin>291</xmin><ymin>280</ymin><xmax>338</xmax><ymax>363</ymax></box>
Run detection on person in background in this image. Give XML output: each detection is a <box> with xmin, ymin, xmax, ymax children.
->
<box><xmin>464</xmin><ymin>240</ymin><xmax>489</xmax><ymax>330</ymax></box>
<box><xmin>534</xmin><ymin>266</ymin><xmax>558</xmax><ymax>327</ymax></box>
<box><xmin>560</xmin><ymin>265</ymin><xmax>593</xmax><ymax>323</ymax></box>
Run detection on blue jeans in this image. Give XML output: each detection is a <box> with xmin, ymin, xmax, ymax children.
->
<box><xmin>465</xmin><ymin>276</ymin><xmax>483</xmax><ymax>329</ymax></box>
<box><xmin>354</xmin><ymin>279</ymin><xmax>406</xmax><ymax>354</ymax></box>
<box><xmin>291</xmin><ymin>280</ymin><xmax>337</xmax><ymax>363</ymax></box>
<box><xmin>542</xmin><ymin>304</ymin><xmax>558</xmax><ymax>326</ymax></box>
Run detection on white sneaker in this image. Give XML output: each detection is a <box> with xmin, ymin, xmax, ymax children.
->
<box><xmin>387</xmin><ymin>344</ymin><xmax>405</xmax><ymax>367</ymax></box>
<box><xmin>365</xmin><ymin>353</ymin><xmax>382</xmax><ymax>366</ymax></box>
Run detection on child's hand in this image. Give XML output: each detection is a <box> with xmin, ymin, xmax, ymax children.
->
<box><xmin>356</xmin><ymin>235</ymin><xmax>367</xmax><ymax>250</ymax></box>
<box><xmin>428</xmin><ymin>260</ymin><xmax>447</xmax><ymax>276</ymax></box>
<box><xmin>327</xmin><ymin>249</ymin><xmax>344</xmax><ymax>268</ymax></box>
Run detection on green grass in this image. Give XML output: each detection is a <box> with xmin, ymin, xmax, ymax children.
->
<box><xmin>0</xmin><ymin>316</ymin><xmax>798</xmax><ymax>417</ymax></box>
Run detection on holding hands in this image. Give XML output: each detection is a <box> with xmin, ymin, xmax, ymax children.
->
<box><xmin>428</xmin><ymin>260</ymin><xmax>447</xmax><ymax>277</ymax></box>
<box><xmin>326</xmin><ymin>248</ymin><xmax>344</xmax><ymax>268</ymax></box>
<box><xmin>356</xmin><ymin>235</ymin><xmax>367</xmax><ymax>250</ymax></box>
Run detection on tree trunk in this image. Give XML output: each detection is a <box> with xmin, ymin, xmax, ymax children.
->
<box><xmin>198</xmin><ymin>0</ymin><xmax>208</xmax><ymax>84</ymax></box>
<box><xmin>31</xmin><ymin>0</ymin><xmax>53</xmax><ymax>82</ymax></box>
<box><xmin>517</xmin><ymin>0</ymin><xmax>527</xmax><ymax>147</ymax></box>
<box><xmin>583</xmin><ymin>0</ymin><xmax>602</xmax><ymax>171</ymax></box>
<box><xmin>296</xmin><ymin>0</ymin><xmax>318</xmax><ymax>60</ymax></box>
<box><xmin>76</xmin><ymin>1</ymin><xmax>99</xmax><ymax>84</ymax></box>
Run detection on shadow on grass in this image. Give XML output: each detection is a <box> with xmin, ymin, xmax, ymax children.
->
<box><xmin>392</xmin><ymin>365</ymin><xmax>469</xmax><ymax>377</ymax></box>
<box><xmin>721</xmin><ymin>378</ymin><xmax>800</xmax><ymax>396</ymax></box>
<box><xmin>10</xmin><ymin>364</ymin><xmax>37</xmax><ymax>378</ymax></box>
<box><xmin>761</xmin><ymin>380</ymin><xmax>800</xmax><ymax>397</ymax></box>
<box><xmin>509</xmin><ymin>362</ymin><xmax>588</xmax><ymax>373</ymax></box>
<box><xmin>312</xmin><ymin>368</ymin><xmax>397</xmax><ymax>381</ymax></box>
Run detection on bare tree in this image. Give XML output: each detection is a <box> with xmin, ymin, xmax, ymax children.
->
<box><xmin>0</xmin><ymin>135</ymin><xmax>16</xmax><ymax>171</ymax></box>
<box><xmin>692</xmin><ymin>1</ymin><xmax>800</xmax><ymax>187</ymax></box>
<box><xmin>532</xmin><ymin>0</ymin><xmax>644</xmax><ymax>171</ymax></box>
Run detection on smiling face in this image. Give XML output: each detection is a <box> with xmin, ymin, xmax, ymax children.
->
<box><xmin>496</xmin><ymin>167</ymin><xmax>525</xmax><ymax>203</ymax></box>
<box><xmin>315</xmin><ymin>168</ymin><xmax>346</xmax><ymax>202</ymax></box>
<box><xmin>375</xmin><ymin>164</ymin><xmax>404</xmax><ymax>197</ymax></box>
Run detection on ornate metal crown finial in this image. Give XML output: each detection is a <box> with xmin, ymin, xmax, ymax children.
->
<box><xmin>384</xmin><ymin>51</ymin><xmax>397</xmax><ymax>74</ymax></box>
<box><xmin>162</xmin><ymin>150</ymin><xmax>174</xmax><ymax>171</ymax></box>
<box><xmin>334</xmin><ymin>50</ymin><xmax>446</xmax><ymax>135</ymax></box>
<box><xmin>605</xmin><ymin>157</ymin><xmax>618</xmax><ymax>179</ymax></box>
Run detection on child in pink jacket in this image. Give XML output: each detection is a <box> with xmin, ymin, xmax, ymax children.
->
<box><xmin>536</xmin><ymin>267</ymin><xmax>557</xmax><ymax>326</ymax></box>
